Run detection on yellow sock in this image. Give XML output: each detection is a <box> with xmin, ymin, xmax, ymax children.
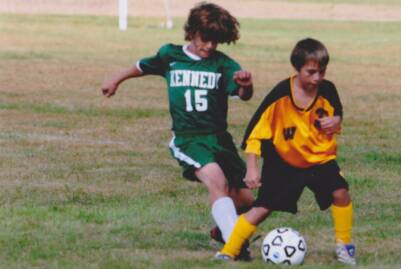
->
<box><xmin>220</xmin><ymin>214</ymin><xmax>257</xmax><ymax>257</ymax></box>
<box><xmin>331</xmin><ymin>202</ymin><xmax>353</xmax><ymax>244</ymax></box>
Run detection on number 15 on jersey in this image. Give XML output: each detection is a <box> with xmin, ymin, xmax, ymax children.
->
<box><xmin>184</xmin><ymin>89</ymin><xmax>208</xmax><ymax>112</ymax></box>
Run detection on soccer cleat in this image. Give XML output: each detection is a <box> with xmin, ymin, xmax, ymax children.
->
<box><xmin>210</xmin><ymin>226</ymin><xmax>225</xmax><ymax>244</ymax></box>
<box><xmin>336</xmin><ymin>242</ymin><xmax>356</xmax><ymax>266</ymax></box>
<box><xmin>210</xmin><ymin>226</ymin><xmax>252</xmax><ymax>261</ymax></box>
<box><xmin>214</xmin><ymin>252</ymin><xmax>234</xmax><ymax>261</ymax></box>
<box><xmin>237</xmin><ymin>241</ymin><xmax>252</xmax><ymax>261</ymax></box>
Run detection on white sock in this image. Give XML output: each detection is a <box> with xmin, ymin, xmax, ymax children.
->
<box><xmin>211</xmin><ymin>196</ymin><xmax>238</xmax><ymax>242</ymax></box>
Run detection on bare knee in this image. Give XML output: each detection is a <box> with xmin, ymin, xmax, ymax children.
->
<box><xmin>332</xmin><ymin>188</ymin><xmax>351</xmax><ymax>206</ymax></box>
<box><xmin>245</xmin><ymin>207</ymin><xmax>270</xmax><ymax>225</ymax></box>
<box><xmin>229</xmin><ymin>188</ymin><xmax>254</xmax><ymax>213</ymax></box>
<box><xmin>195</xmin><ymin>163</ymin><xmax>229</xmax><ymax>202</ymax></box>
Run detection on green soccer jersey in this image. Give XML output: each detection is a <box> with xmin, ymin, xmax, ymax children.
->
<box><xmin>138</xmin><ymin>44</ymin><xmax>241</xmax><ymax>135</ymax></box>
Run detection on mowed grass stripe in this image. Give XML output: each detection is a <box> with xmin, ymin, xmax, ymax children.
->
<box><xmin>0</xmin><ymin>102</ymin><xmax>168</xmax><ymax>119</ymax></box>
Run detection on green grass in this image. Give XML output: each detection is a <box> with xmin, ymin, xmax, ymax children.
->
<box><xmin>0</xmin><ymin>13</ymin><xmax>400</xmax><ymax>268</ymax></box>
<box><xmin>0</xmin><ymin>101</ymin><xmax>168</xmax><ymax>119</ymax></box>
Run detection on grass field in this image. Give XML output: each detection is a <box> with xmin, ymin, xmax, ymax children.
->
<box><xmin>1</xmin><ymin>13</ymin><xmax>401</xmax><ymax>269</ymax></box>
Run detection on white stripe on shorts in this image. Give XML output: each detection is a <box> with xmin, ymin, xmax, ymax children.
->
<box><xmin>135</xmin><ymin>61</ymin><xmax>144</xmax><ymax>73</ymax></box>
<box><xmin>169</xmin><ymin>135</ymin><xmax>201</xmax><ymax>169</ymax></box>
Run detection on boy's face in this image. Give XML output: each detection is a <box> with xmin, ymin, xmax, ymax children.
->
<box><xmin>297</xmin><ymin>60</ymin><xmax>326</xmax><ymax>91</ymax></box>
<box><xmin>188</xmin><ymin>32</ymin><xmax>218</xmax><ymax>58</ymax></box>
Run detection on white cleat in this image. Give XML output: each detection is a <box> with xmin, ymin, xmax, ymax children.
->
<box><xmin>336</xmin><ymin>242</ymin><xmax>356</xmax><ymax>266</ymax></box>
<box><xmin>214</xmin><ymin>252</ymin><xmax>234</xmax><ymax>261</ymax></box>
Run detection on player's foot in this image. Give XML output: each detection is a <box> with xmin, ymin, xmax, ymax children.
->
<box><xmin>210</xmin><ymin>226</ymin><xmax>225</xmax><ymax>244</ymax></box>
<box><xmin>211</xmin><ymin>227</ymin><xmax>252</xmax><ymax>261</ymax></box>
<box><xmin>214</xmin><ymin>251</ymin><xmax>234</xmax><ymax>261</ymax></box>
<box><xmin>237</xmin><ymin>241</ymin><xmax>252</xmax><ymax>261</ymax></box>
<box><xmin>336</xmin><ymin>242</ymin><xmax>356</xmax><ymax>266</ymax></box>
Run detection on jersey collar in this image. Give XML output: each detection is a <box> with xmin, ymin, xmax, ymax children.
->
<box><xmin>183</xmin><ymin>44</ymin><xmax>202</xmax><ymax>61</ymax></box>
<box><xmin>290</xmin><ymin>75</ymin><xmax>319</xmax><ymax>112</ymax></box>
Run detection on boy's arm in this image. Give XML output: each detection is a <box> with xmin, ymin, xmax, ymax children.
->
<box><xmin>244</xmin><ymin>153</ymin><xmax>261</xmax><ymax>189</ymax></box>
<box><xmin>233</xmin><ymin>70</ymin><xmax>253</xmax><ymax>101</ymax></box>
<box><xmin>318</xmin><ymin>81</ymin><xmax>343</xmax><ymax>135</ymax></box>
<box><xmin>102</xmin><ymin>65</ymin><xmax>144</xmax><ymax>98</ymax></box>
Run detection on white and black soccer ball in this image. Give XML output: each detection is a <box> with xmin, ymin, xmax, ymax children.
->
<box><xmin>261</xmin><ymin>227</ymin><xmax>307</xmax><ymax>265</ymax></box>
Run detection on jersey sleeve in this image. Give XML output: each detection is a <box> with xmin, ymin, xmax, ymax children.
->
<box><xmin>330</xmin><ymin>84</ymin><xmax>343</xmax><ymax>118</ymax></box>
<box><xmin>220</xmin><ymin>56</ymin><xmax>242</xmax><ymax>96</ymax></box>
<box><xmin>137</xmin><ymin>44</ymin><xmax>171</xmax><ymax>76</ymax></box>
<box><xmin>241</xmin><ymin>79</ymin><xmax>289</xmax><ymax>155</ymax></box>
<box><xmin>321</xmin><ymin>80</ymin><xmax>343</xmax><ymax>118</ymax></box>
<box><xmin>243</xmin><ymin>106</ymin><xmax>274</xmax><ymax>156</ymax></box>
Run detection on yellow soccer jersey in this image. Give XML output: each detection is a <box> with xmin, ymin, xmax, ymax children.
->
<box><xmin>242</xmin><ymin>76</ymin><xmax>343</xmax><ymax>168</ymax></box>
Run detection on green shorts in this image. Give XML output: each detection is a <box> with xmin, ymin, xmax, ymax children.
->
<box><xmin>169</xmin><ymin>131</ymin><xmax>246</xmax><ymax>189</ymax></box>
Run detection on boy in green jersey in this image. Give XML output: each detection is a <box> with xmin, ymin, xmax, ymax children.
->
<box><xmin>102</xmin><ymin>2</ymin><xmax>254</xmax><ymax>257</ymax></box>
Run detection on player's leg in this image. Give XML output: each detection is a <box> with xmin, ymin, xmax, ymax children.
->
<box><xmin>209</xmin><ymin>186</ymin><xmax>254</xmax><ymax>244</ymax></box>
<box><xmin>244</xmin><ymin>206</ymin><xmax>271</xmax><ymax>225</ymax></box>
<box><xmin>332</xmin><ymin>196</ymin><xmax>355</xmax><ymax>265</ymax></box>
<box><xmin>308</xmin><ymin>161</ymin><xmax>355</xmax><ymax>265</ymax></box>
<box><xmin>332</xmin><ymin>188</ymin><xmax>355</xmax><ymax>265</ymax></box>
<box><xmin>195</xmin><ymin>162</ymin><xmax>238</xmax><ymax>243</ymax></box>
<box><xmin>196</xmin><ymin>163</ymin><xmax>253</xmax><ymax>261</ymax></box>
<box><xmin>229</xmin><ymin>187</ymin><xmax>254</xmax><ymax>213</ymax></box>
<box><xmin>169</xmin><ymin>134</ymin><xmax>239</xmax><ymax>243</ymax></box>
<box><xmin>308</xmin><ymin>161</ymin><xmax>353</xmax><ymax>244</ymax></box>
<box><xmin>332</xmin><ymin>188</ymin><xmax>353</xmax><ymax>244</ymax></box>
<box><xmin>209</xmin><ymin>132</ymin><xmax>255</xmax><ymax>246</ymax></box>
<box><xmin>195</xmin><ymin>162</ymin><xmax>229</xmax><ymax>203</ymax></box>
<box><xmin>214</xmin><ymin>132</ymin><xmax>254</xmax><ymax>214</ymax></box>
<box><xmin>218</xmin><ymin>156</ymin><xmax>303</xmax><ymax>260</ymax></box>
<box><xmin>216</xmin><ymin>206</ymin><xmax>270</xmax><ymax>259</ymax></box>
<box><xmin>209</xmin><ymin>187</ymin><xmax>255</xmax><ymax>260</ymax></box>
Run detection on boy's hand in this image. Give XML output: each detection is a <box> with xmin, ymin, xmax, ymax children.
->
<box><xmin>234</xmin><ymin>70</ymin><xmax>253</xmax><ymax>100</ymax></box>
<box><xmin>245</xmin><ymin>153</ymin><xmax>261</xmax><ymax>189</ymax></box>
<box><xmin>244</xmin><ymin>166</ymin><xmax>261</xmax><ymax>189</ymax></box>
<box><xmin>101</xmin><ymin>80</ymin><xmax>118</xmax><ymax>98</ymax></box>
<box><xmin>233</xmin><ymin>70</ymin><xmax>253</xmax><ymax>87</ymax></box>
<box><xmin>317</xmin><ymin>116</ymin><xmax>342</xmax><ymax>135</ymax></box>
<box><xmin>101</xmin><ymin>66</ymin><xmax>143</xmax><ymax>98</ymax></box>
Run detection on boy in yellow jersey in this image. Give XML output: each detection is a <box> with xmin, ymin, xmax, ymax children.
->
<box><xmin>215</xmin><ymin>38</ymin><xmax>356</xmax><ymax>265</ymax></box>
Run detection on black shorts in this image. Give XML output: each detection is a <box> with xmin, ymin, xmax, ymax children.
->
<box><xmin>254</xmin><ymin>145</ymin><xmax>348</xmax><ymax>214</ymax></box>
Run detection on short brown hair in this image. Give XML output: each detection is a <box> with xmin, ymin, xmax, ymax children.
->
<box><xmin>290</xmin><ymin>38</ymin><xmax>330</xmax><ymax>71</ymax></box>
<box><xmin>184</xmin><ymin>2</ymin><xmax>240</xmax><ymax>44</ymax></box>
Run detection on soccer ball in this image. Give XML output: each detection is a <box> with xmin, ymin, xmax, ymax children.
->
<box><xmin>261</xmin><ymin>227</ymin><xmax>307</xmax><ymax>265</ymax></box>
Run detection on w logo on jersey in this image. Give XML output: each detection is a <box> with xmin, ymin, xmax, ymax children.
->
<box><xmin>283</xmin><ymin>127</ymin><xmax>296</xmax><ymax>140</ymax></box>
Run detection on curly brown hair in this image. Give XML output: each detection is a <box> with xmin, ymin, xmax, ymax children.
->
<box><xmin>184</xmin><ymin>2</ymin><xmax>240</xmax><ymax>44</ymax></box>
